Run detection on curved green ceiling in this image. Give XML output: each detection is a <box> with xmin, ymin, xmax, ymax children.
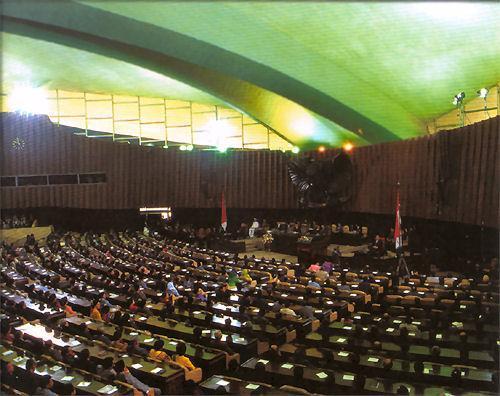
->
<box><xmin>2</xmin><ymin>0</ymin><xmax>499</xmax><ymax>148</ymax></box>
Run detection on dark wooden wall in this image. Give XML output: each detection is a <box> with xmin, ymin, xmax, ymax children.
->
<box><xmin>1</xmin><ymin>113</ymin><xmax>498</xmax><ymax>228</ymax></box>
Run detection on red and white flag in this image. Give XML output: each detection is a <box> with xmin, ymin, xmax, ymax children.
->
<box><xmin>221</xmin><ymin>192</ymin><xmax>227</xmax><ymax>231</ymax></box>
<box><xmin>394</xmin><ymin>189</ymin><xmax>402</xmax><ymax>251</ymax></box>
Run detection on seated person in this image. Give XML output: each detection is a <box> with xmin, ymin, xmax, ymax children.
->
<box><xmin>211</xmin><ymin>329</ymin><xmax>234</xmax><ymax>355</ymax></box>
<box><xmin>127</xmin><ymin>338</ymin><xmax>149</xmax><ymax>357</ymax></box>
<box><xmin>90</xmin><ymin>300</ymin><xmax>102</xmax><ymax>321</ymax></box>
<box><xmin>216</xmin><ymin>283</ymin><xmax>231</xmax><ymax>302</ymax></box>
<box><xmin>175</xmin><ymin>342</ymin><xmax>197</xmax><ymax>371</ymax></box>
<box><xmin>74</xmin><ymin>348</ymin><xmax>96</xmax><ymax>372</ymax></box>
<box><xmin>36</xmin><ymin>375</ymin><xmax>57</xmax><ymax>396</ymax></box>
<box><xmin>195</xmin><ymin>287</ymin><xmax>208</xmax><ymax>302</ymax></box>
<box><xmin>227</xmin><ymin>270</ymin><xmax>240</xmax><ymax>288</ymax></box>
<box><xmin>60</xmin><ymin>297</ymin><xmax>77</xmax><ymax>317</ymax></box>
<box><xmin>148</xmin><ymin>340</ymin><xmax>171</xmax><ymax>362</ymax></box>
<box><xmin>1</xmin><ymin>362</ymin><xmax>19</xmax><ymax>388</ymax></box>
<box><xmin>114</xmin><ymin>360</ymin><xmax>161</xmax><ymax>396</ymax></box>
<box><xmin>97</xmin><ymin>357</ymin><xmax>117</xmax><ymax>381</ymax></box>
<box><xmin>240</xmin><ymin>269</ymin><xmax>253</xmax><ymax>283</ymax></box>
<box><xmin>280</xmin><ymin>302</ymin><xmax>297</xmax><ymax>317</ymax></box>
<box><xmin>308</xmin><ymin>279</ymin><xmax>321</xmax><ymax>288</ymax></box>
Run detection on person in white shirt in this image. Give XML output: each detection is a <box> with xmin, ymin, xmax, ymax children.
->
<box><xmin>249</xmin><ymin>218</ymin><xmax>259</xmax><ymax>238</ymax></box>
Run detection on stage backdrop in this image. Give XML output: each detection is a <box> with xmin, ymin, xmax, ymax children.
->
<box><xmin>1</xmin><ymin>113</ymin><xmax>498</xmax><ymax>228</ymax></box>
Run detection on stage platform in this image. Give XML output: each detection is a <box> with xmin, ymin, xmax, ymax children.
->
<box><xmin>0</xmin><ymin>225</ymin><xmax>53</xmax><ymax>246</ymax></box>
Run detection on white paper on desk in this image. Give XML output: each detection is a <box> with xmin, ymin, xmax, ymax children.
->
<box><xmin>349</xmin><ymin>294</ymin><xmax>357</xmax><ymax>297</ymax></box>
<box><xmin>257</xmin><ymin>359</ymin><xmax>269</xmax><ymax>365</ymax></box>
<box><xmin>245</xmin><ymin>383</ymin><xmax>260</xmax><ymax>390</ymax></box>
<box><xmin>144</xmin><ymin>338</ymin><xmax>154</xmax><ymax>343</ymax></box>
<box><xmin>169</xmin><ymin>341</ymin><xmax>178</xmax><ymax>346</ymax></box>
<box><xmin>337</xmin><ymin>338</ymin><xmax>346</xmax><ymax>343</ymax></box>
<box><xmin>61</xmin><ymin>376</ymin><xmax>74</xmax><ymax>382</ymax></box>
<box><xmin>146</xmin><ymin>305</ymin><xmax>153</xmax><ymax>308</ymax></box>
<box><xmin>338</xmin><ymin>351</ymin><xmax>349</xmax><ymax>357</ymax></box>
<box><xmin>109</xmin><ymin>294</ymin><xmax>118</xmax><ymax>298</ymax></box>
<box><xmin>216</xmin><ymin>379</ymin><xmax>230</xmax><ymax>386</ymax></box>
<box><xmin>129</xmin><ymin>332</ymin><xmax>139</xmax><ymax>336</ymax></box>
<box><xmin>316</xmin><ymin>372</ymin><xmax>328</xmax><ymax>379</ymax></box>
<box><xmin>98</xmin><ymin>385</ymin><xmax>117</xmax><ymax>394</ymax></box>
<box><xmin>281</xmin><ymin>363</ymin><xmax>293</xmax><ymax>369</ymax></box>
<box><xmin>343</xmin><ymin>374</ymin><xmax>355</xmax><ymax>381</ymax></box>
<box><xmin>139</xmin><ymin>317</ymin><xmax>147</xmax><ymax>321</ymax></box>
<box><xmin>13</xmin><ymin>356</ymin><xmax>24</xmax><ymax>363</ymax></box>
<box><xmin>193</xmin><ymin>311</ymin><xmax>201</xmax><ymax>315</ymax></box>
<box><xmin>150</xmin><ymin>367</ymin><xmax>163</xmax><ymax>374</ymax></box>
<box><xmin>2</xmin><ymin>350</ymin><xmax>14</xmax><ymax>356</ymax></box>
<box><xmin>85</xmin><ymin>321</ymin><xmax>92</xmax><ymax>325</ymax></box>
<box><xmin>131</xmin><ymin>363</ymin><xmax>143</xmax><ymax>369</ymax></box>
<box><xmin>281</xmin><ymin>294</ymin><xmax>288</xmax><ymax>298</ymax></box>
<box><xmin>51</xmin><ymin>365</ymin><xmax>62</xmax><ymax>371</ymax></box>
<box><xmin>436</xmin><ymin>334</ymin><xmax>443</xmax><ymax>339</ymax></box>
<box><xmin>69</xmin><ymin>340</ymin><xmax>81</xmax><ymax>346</ymax></box>
<box><xmin>386</xmin><ymin>328</ymin><xmax>395</xmax><ymax>333</ymax></box>
<box><xmin>343</xmin><ymin>326</ymin><xmax>352</xmax><ymax>330</ymax></box>
<box><xmin>297</xmin><ymin>296</ymin><xmax>304</xmax><ymax>300</ymax></box>
<box><xmin>202</xmin><ymin>330</ymin><xmax>211</xmax><ymax>334</ymax></box>
<box><xmin>78</xmin><ymin>381</ymin><xmax>91</xmax><ymax>387</ymax></box>
<box><xmin>393</xmin><ymin>320</ymin><xmax>402</xmax><ymax>324</ymax></box>
<box><xmin>367</xmin><ymin>357</ymin><xmax>379</xmax><ymax>363</ymax></box>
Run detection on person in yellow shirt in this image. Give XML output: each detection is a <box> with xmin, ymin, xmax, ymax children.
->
<box><xmin>174</xmin><ymin>342</ymin><xmax>196</xmax><ymax>371</ymax></box>
<box><xmin>90</xmin><ymin>301</ymin><xmax>102</xmax><ymax>321</ymax></box>
<box><xmin>240</xmin><ymin>269</ymin><xmax>253</xmax><ymax>283</ymax></box>
<box><xmin>148</xmin><ymin>340</ymin><xmax>171</xmax><ymax>362</ymax></box>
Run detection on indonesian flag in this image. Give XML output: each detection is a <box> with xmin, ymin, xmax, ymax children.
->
<box><xmin>221</xmin><ymin>192</ymin><xmax>227</xmax><ymax>231</ymax></box>
<box><xmin>394</xmin><ymin>190</ymin><xmax>402</xmax><ymax>251</ymax></box>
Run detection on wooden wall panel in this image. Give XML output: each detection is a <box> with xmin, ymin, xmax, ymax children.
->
<box><xmin>1</xmin><ymin>113</ymin><xmax>498</xmax><ymax>228</ymax></box>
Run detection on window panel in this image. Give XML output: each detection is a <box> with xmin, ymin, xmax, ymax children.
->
<box><xmin>166</xmin><ymin>108</ymin><xmax>191</xmax><ymax>127</ymax></box>
<box><xmin>87</xmin><ymin>118</ymin><xmax>113</xmax><ymax>134</ymax></box>
<box><xmin>192</xmin><ymin>112</ymin><xmax>216</xmax><ymax>131</ymax></box>
<box><xmin>140</xmin><ymin>104</ymin><xmax>164</xmax><ymax>123</ymax></box>
<box><xmin>139</xmin><ymin>97</ymin><xmax>164</xmax><ymax>105</ymax></box>
<box><xmin>114</xmin><ymin>120</ymin><xmax>140</xmax><ymax>136</ymax></box>
<box><xmin>243</xmin><ymin>124</ymin><xmax>268</xmax><ymax>144</ymax></box>
<box><xmin>167</xmin><ymin>126</ymin><xmax>191</xmax><ymax>143</ymax></box>
<box><xmin>141</xmin><ymin>123</ymin><xmax>166</xmax><ymax>141</ymax></box>
<box><xmin>57</xmin><ymin>90</ymin><xmax>84</xmax><ymax>99</ymax></box>
<box><xmin>59</xmin><ymin>117</ymin><xmax>85</xmax><ymax>130</ymax></box>
<box><xmin>58</xmin><ymin>98</ymin><xmax>85</xmax><ymax>116</ymax></box>
<box><xmin>86</xmin><ymin>100</ymin><xmax>112</xmax><ymax>118</ymax></box>
<box><xmin>165</xmin><ymin>99</ymin><xmax>190</xmax><ymax>109</ymax></box>
<box><xmin>114</xmin><ymin>102</ymin><xmax>139</xmax><ymax>120</ymax></box>
<box><xmin>191</xmin><ymin>102</ymin><xmax>215</xmax><ymax>113</ymax></box>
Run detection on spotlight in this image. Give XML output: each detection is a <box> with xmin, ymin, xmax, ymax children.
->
<box><xmin>318</xmin><ymin>146</ymin><xmax>326</xmax><ymax>153</ymax></box>
<box><xmin>342</xmin><ymin>142</ymin><xmax>354</xmax><ymax>152</ymax></box>
<box><xmin>179</xmin><ymin>145</ymin><xmax>187</xmax><ymax>151</ymax></box>
<box><xmin>8</xmin><ymin>86</ymin><xmax>48</xmax><ymax>114</ymax></box>
<box><xmin>291</xmin><ymin>146</ymin><xmax>300</xmax><ymax>154</ymax></box>
<box><xmin>477</xmin><ymin>88</ymin><xmax>488</xmax><ymax>99</ymax></box>
<box><xmin>186</xmin><ymin>144</ymin><xmax>194</xmax><ymax>151</ymax></box>
<box><xmin>452</xmin><ymin>92</ymin><xmax>465</xmax><ymax>106</ymax></box>
<box><xmin>217</xmin><ymin>145</ymin><xmax>227</xmax><ymax>153</ymax></box>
